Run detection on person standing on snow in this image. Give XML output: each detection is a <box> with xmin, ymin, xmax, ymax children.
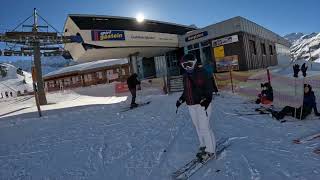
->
<box><xmin>176</xmin><ymin>53</ymin><xmax>216</xmax><ymax>160</ymax></box>
<box><xmin>127</xmin><ymin>73</ymin><xmax>141</xmax><ymax>108</ymax></box>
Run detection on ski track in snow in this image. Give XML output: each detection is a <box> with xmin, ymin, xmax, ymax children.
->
<box><xmin>242</xmin><ymin>155</ymin><xmax>261</xmax><ymax>180</ymax></box>
<box><xmin>0</xmin><ymin>91</ymin><xmax>320</xmax><ymax>179</ymax></box>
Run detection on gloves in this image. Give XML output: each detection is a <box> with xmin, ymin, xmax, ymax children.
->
<box><xmin>176</xmin><ymin>99</ymin><xmax>183</xmax><ymax>108</ymax></box>
<box><xmin>301</xmin><ymin>63</ymin><xmax>308</xmax><ymax>77</ymax></box>
<box><xmin>293</xmin><ymin>64</ymin><xmax>300</xmax><ymax>78</ymax></box>
<box><xmin>200</xmin><ymin>98</ymin><xmax>211</xmax><ymax>110</ymax></box>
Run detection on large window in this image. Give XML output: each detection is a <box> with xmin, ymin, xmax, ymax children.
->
<box><xmin>261</xmin><ymin>43</ymin><xmax>266</xmax><ymax>55</ymax></box>
<box><xmin>269</xmin><ymin>45</ymin><xmax>274</xmax><ymax>55</ymax></box>
<box><xmin>249</xmin><ymin>40</ymin><xmax>257</xmax><ymax>55</ymax></box>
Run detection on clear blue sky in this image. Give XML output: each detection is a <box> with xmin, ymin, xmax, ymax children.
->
<box><xmin>0</xmin><ymin>0</ymin><xmax>319</xmax><ymax>36</ymax></box>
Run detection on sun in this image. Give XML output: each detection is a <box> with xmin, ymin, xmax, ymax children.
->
<box><xmin>136</xmin><ymin>13</ymin><xmax>145</xmax><ymax>23</ymax></box>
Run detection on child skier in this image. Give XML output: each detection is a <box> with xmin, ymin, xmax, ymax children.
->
<box><xmin>176</xmin><ymin>53</ymin><xmax>216</xmax><ymax>161</ymax></box>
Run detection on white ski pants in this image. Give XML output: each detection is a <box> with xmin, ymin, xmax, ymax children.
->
<box><xmin>188</xmin><ymin>103</ymin><xmax>216</xmax><ymax>153</ymax></box>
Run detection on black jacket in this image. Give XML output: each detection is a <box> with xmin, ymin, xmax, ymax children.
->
<box><xmin>127</xmin><ymin>74</ymin><xmax>140</xmax><ymax>89</ymax></box>
<box><xmin>179</xmin><ymin>68</ymin><xmax>213</xmax><ymax>105</ymax></box>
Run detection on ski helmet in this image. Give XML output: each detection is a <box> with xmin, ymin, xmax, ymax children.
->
<box><xmin>181</xmin><ymin>53</ymin><xmax>197</xmax><ymax>73</ymax></box>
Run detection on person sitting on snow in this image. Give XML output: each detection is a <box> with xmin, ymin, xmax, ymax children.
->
<box><xmin>271</xmin><ymin>84</ymin><xmax>320</xmax><ymax>120</ymax></box>
<box><xmin>256</xmin><ymin>82</ymin><xmax>273</xmax><ymax>105</ymax></box>
<box><xmin>176</xmin><ymin>53</ymin><xmax>216</xmax><ymax>161</ymax></box>
<box><xmin>127</xmin><ymin>73</ymin><xmax>141</xmax><ymax>108</ymax></box>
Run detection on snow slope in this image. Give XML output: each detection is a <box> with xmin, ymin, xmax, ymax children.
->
<box><xmin>288</xmin><ymin>32</ymin><xmax>320</xmax><ymax>60</ymax></box>
<box><xmin>0</xmin><ymin>63</ymin><xmax>33</xmax><ymax>96</ymax></box>
<box><xmin>0</xmin><ymin>88</ymin><xmax>319</xmax><ymax>179</ymax></box>
<box><xmin>1</xmin><ymin>56</ymin><xmax>73</xmax><ymax>75</ymax></box>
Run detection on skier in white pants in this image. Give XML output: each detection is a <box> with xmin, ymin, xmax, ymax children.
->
<box><xmin>176</xmin><ymin>53</ymin><xmax>216</xmax><ymax>160</ymax></box>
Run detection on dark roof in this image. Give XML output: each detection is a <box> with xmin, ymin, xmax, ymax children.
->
<box><xmin>69</xmin><ymin>14</ymin><xmax>196</xmax><ymax>35</ymax></box>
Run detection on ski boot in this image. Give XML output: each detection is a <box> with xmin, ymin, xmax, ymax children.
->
<box><xmin>130</xmin><ymin>103</ymin><xmax>139</xmax><ymax>109</ymax></box>
<box><xmin>197</xmin><ymin>151</ymin><xmax>215</xmax><ymax>162</ymax></box>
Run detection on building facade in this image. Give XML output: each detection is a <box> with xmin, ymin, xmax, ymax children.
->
<box><xmin>63</xmin><ymin>15</ymin><xmax>290</xmax><ymax>79</ymax></box>
<box><xmin>44</xmin><ymin>59</ymin><xmax>130</xmax><ymax>92</ymax></box>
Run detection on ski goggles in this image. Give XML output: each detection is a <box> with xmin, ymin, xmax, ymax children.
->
<box><xmin>181</xmin><ymin>60</ymin><xmax>196</xmax><ymax>69</ymax></box>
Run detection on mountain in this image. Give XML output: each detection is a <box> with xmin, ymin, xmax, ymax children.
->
<box><xmin>0</xmin><ymin>63</ymin><xmax>33</xmax><ymax>96</ymax></box>
<box><xmin>1</xmin><ymin>56</ymin><xmax>73</xmax><ymax>75</ymax></box>
<box><xmin>284</xmin><ymin>32</ymin><xmax>304</xmax><ymax>44</ymax></box>
<box><xmin>285</xmin><ymin>32</ymin><xmax>320</xmax><ymax>61</ymax></box>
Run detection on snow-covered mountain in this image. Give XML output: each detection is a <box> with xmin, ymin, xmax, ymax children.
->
<box><xmin>1</xmin><ymin>56</ymin><xmax>73</xmax><ymax>75</ymax></box>
<box><xmin>285</xmin><ymin>32</ymin><xmax>320</xmax><ymax>61</ymax></box>
<box><xmin>283</xmin><ymin>32</ymin><xmax>304</xmax><ymax>44</ymax></box>
<box><xmin>0</xmin><ymin>63</ymin><xmax>33</xmax><ymax>96</ymax></box>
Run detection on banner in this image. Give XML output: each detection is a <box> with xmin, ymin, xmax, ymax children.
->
<box><xmin>212</xmin><ymin>35</ymin><xmax>239</xmax><ymax>47</ymax></box>
<box><xmin>91</xmin><ymin>30</ymin><xmax>125</xmax><ymax>41</ymax></box>
<box><xmin>185</xmin><ymin>31</ymin><xmax>208</xmax><ymax>42</ymax></box>
<box><xmin>213</xmin><ymin>46</ymin><xmax>225</xmax><ymax>58</ymax></box>
<box><xmin>216</xmin><ymin>55</ymin><xmax>239</xmax><ymax>72</ymax></box>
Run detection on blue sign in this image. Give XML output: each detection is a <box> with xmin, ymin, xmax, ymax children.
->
<box><xmin>92</xmin><ymin>30</ymin><xmax>125</xmax><ymax>41</ymax></box>
<box><xmin>185</xmin><ymin>31</ymin><xmax>208</xmax><ymax>42</ymax></box>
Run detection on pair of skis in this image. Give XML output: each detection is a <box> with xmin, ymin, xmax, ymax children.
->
<box><xmin>120</xmin><ymin>101</ymin><xmax>151</xmax><ymax>112</ymax></box>
<box><xmin>293</xmin><ymin>63</ymin><xmax>308</xmax><ymax>120</ymax></box>
<box><xmin>171</xmin><ymin>138</ymin><xmax>231</xmax><ymax>180</ymax></box>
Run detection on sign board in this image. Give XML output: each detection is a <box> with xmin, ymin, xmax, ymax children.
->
<box><xmin>216</xmin><ymin>55</ymin><xmax>239</xmax><ymax>72</ymax></box>
<box><xmin>212</xmin><ymin>35</ymin><xmax>239</xmax><ymax>47</ymax></box>
<box><xmin>185</xmin><ymin>31</ymin><xmax>208</xmax><ymax>42</ymax></box>
<box><xmin>91</xmin><ymin>30</ymin><xmax>125</xmax><ymax>41</ymax></box>
<box><xmin>213</xmin><ymin>46</ymin><xmax>225</xmax><ymax>58</ymax></box>
<box><xmin>126</xmin><ymin>31</ymin><xmax>177</xmax><ymax>43</ymax></box>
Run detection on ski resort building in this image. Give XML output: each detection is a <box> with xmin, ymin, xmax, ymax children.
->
<box><xmin>63</xmin><ymin>15</ymin><xmax>290</xmax><ymax>78</ymax></box>
<box><xmin>43</xmin><ymin>59</ymin><xmax>130</xmax><ymax>92</ymax></box>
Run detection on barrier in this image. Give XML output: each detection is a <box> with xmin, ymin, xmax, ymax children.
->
<box><xmin>115</xmin><ymin>83</ymin><xmax>129</xmax><ymax>93</ymax></box>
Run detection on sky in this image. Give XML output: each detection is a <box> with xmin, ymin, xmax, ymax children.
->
<box><xmin>0</xmin><ymin>0</ymin><xmax>319</xmax><ymax>61</ymax></box>
<box><xmin>0</xmin><ymin>0</ymin><xmax>319</xmax><ymax>35</ymax></box>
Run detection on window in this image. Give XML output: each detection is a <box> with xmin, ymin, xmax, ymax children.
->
<box><xmin>96</xmin><ymin>72</ymin><xmax>103</xmax><ymax>79</ymax></box>
<box><xmin>269</xmin><ymin>45</ymin><xmax>274</xmax><ymax>55</ymax></box>
<box><xmin>249</xmin><ymin>40</ymin><xmax>257</xmax><ymax>55</ymax></box>
<box><xmin>261</xmin><ymin>43</ymin><xmax>266</xmax><ymax>55</ymax></box>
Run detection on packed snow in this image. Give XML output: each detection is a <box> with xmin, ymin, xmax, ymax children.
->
<box><xmin>0</xmin><ymin>84</ymin><xmax>319</xmax><ymax>180</ymax></box>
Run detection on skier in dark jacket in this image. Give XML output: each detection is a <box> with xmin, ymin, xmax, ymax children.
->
<box><xmin>127</xmin><ymin>73</ymin><xmax>141</xmax><ymax>108</ymax></box>
<box><xmin>176</xmin><ymin>53</ymin><xmax>215</xmax><ymax>161</ymax></box>
<box><xmin>272</xmin><ymin>84</ymin><xmax>320</xmax><ymax>120</ymax></box>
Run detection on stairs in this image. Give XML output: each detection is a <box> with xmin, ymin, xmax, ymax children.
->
<box><xmin>168</xmin><ymin>75</ymin><xmax>183</xmax><ymax>93</ymax></box>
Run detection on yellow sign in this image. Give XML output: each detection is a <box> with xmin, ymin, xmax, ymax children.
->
<box><xmin>213</xmin><ymin>46</ymin><xmax>225</xmax><ymax>58</ymax></box>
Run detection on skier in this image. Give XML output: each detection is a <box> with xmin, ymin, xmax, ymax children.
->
<box><xmin>203</xmin><ymin>61</ymin><xmax>219</xmax><ymax>95</ymax></box>
<box><xmin>255</xmin><ymin>82</ymin><xmax>273</xmax><ymax>105</ymax></box>
<box><xmin>176</xmin><ymin>53</ymin><xmax>216</xmax><ymax>161</ymax></box>
<box><xmin>127</xmin><ymin>73</ymin><xmax>141</xmax><ymax>108</ymax></box>
<box><xmin>271</xmin><ymin>84</ymin><xmax>320</xmax><ymax>120</ymax></box>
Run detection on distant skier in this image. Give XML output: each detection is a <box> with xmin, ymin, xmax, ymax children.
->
<box><xmin>255</xmin><ymin>82</ymin><xmax>273</xmax><ymax>105</ymax></box>
<box><xmin>127</xmin><ymin>73</ymin><xmax>141</xmax><ymax>108</ymax></box>
<box><xmin>271</xmin><ymin>84</ymin><xmax>320</xmax><ymax>120</ymax></box>
<box><xmin>176</xmin><ymin>53</ymin><xmax>216</xmax><ymax>161</ymax></box>
<box><xmin>203</xmin><ymin>62</ymin><xmax>219</xmax><ymax>95</ymax></box>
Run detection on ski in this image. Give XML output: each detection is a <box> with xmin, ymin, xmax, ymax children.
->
<box><xmin>120</xmin><ymin>101</ymin><xmax>151</xmax><ymax>112</ymax></box>
<box><xmin>292</xmin><ymin>132</ymin><xmax>320</xmax><ymax>144</ymax></box>
<box><xmin>171</xmin><ymin>138</ymin><xmax>230</xmax><ymax>180</ymax></box>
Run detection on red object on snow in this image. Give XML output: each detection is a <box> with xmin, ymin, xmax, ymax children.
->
<box><xmin>115</xmin><ymin>83</ymin><xmax>129</xmax><ymax>93</ymax></box>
